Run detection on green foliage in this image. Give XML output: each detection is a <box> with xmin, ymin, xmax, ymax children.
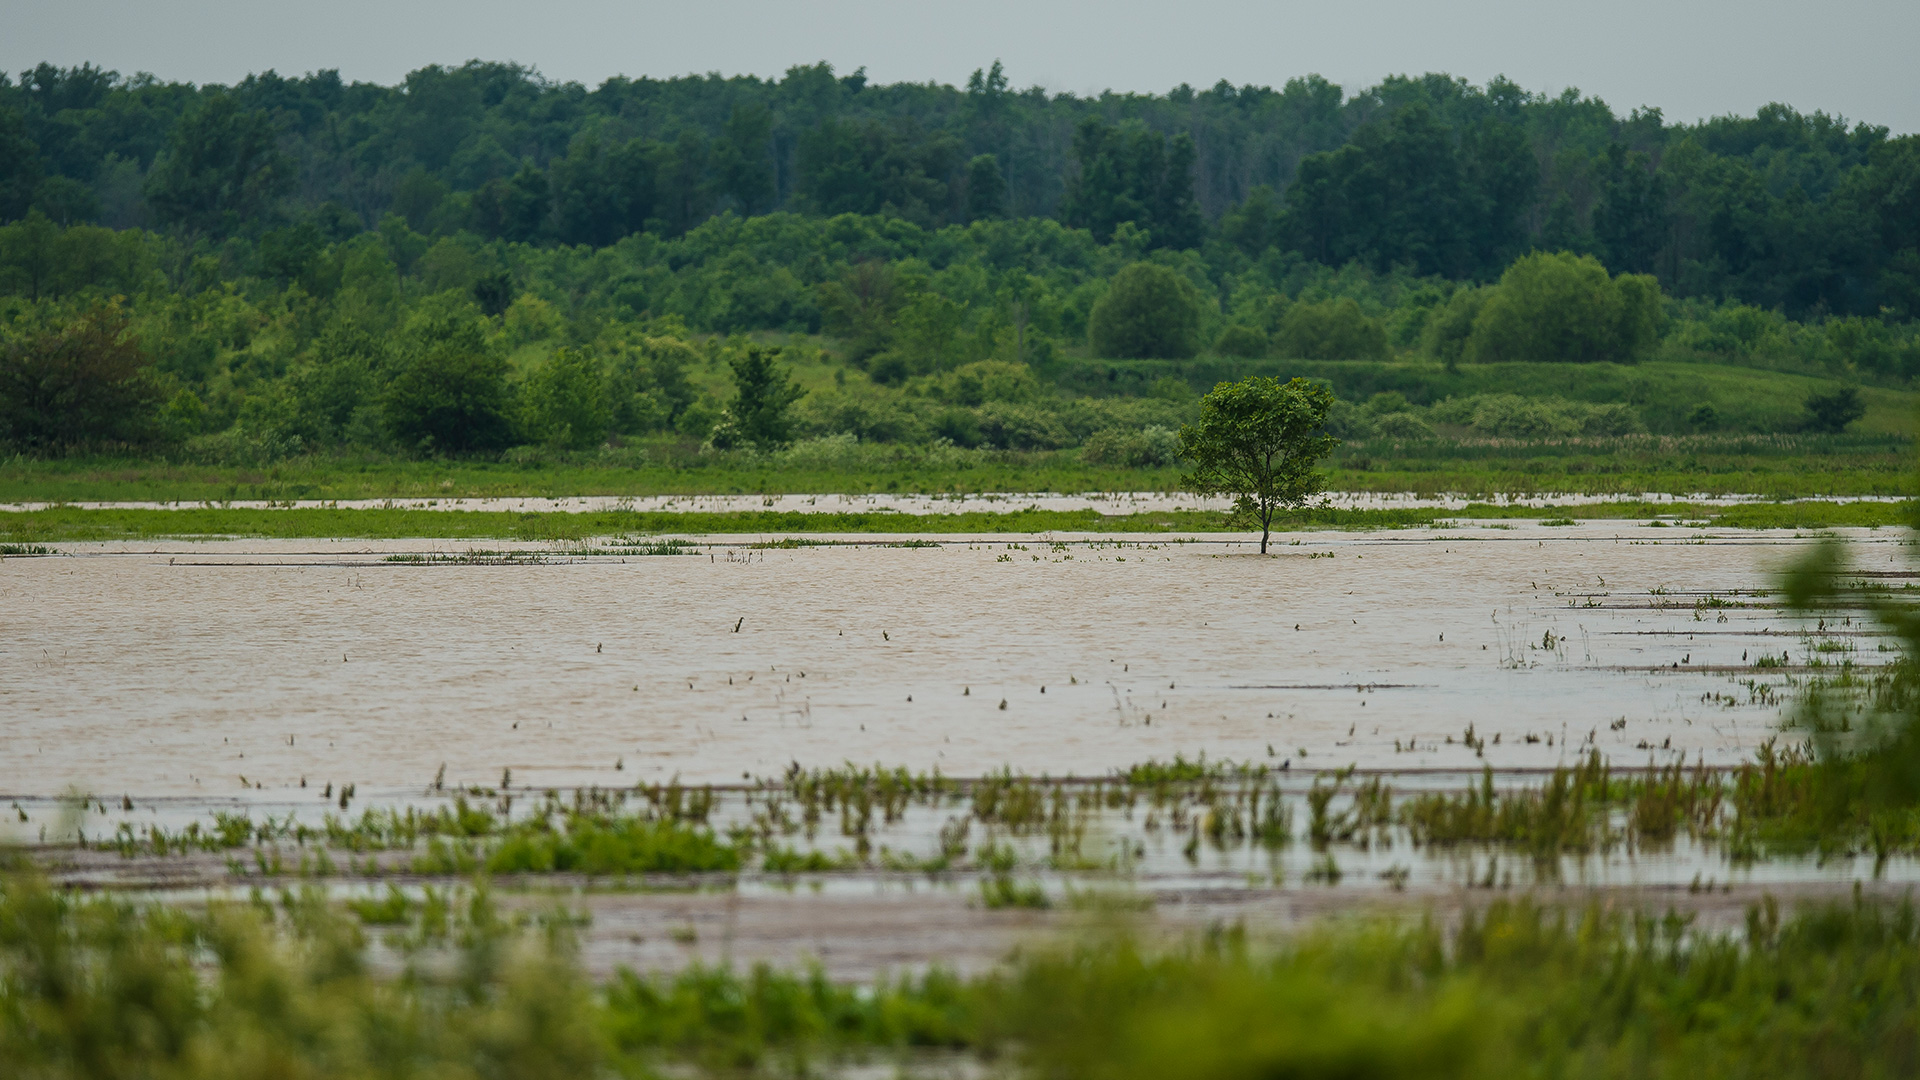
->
<box><xmin>965</xmin><ymin>153</ymin><xmax>1006</xmax><ymax>221</ymax></box>
<box><xmin>10</xmin><ymin>865</ymin><xmax>1920</xmax><ymax>1079</ymax></box>
<box><xmin>1088</xmin><ymin>263</ymin><xmax>1205</xmax><ymax>360</ymax></box>
<box><xmin>1081</xmin><ymin>425</ymin><xmax>1181</xmax><ymax>468</ymax></box>
<box><xmin>485</xmin><ymin>817</ymin><xmax>740</xmax><ymax>875</ymax></box>
<box><xmin>141</xmin><ymin>91</ymin><xmax>293</xmax><ymax>237</ymax></box>
<box><xmin>1061</xmin><ymin>118</ymin><xmax>1203</xmax><ymax>249</ymax></box>
<box><xmin>0</xmin><ymin>301</ymin><xmax>162</xmax><ymax>450</ymax></box>
<box><xmin>1005</xmin><ymin>897</ymin><xmax>1920</xmax><ymax>1080</ymax></box>
<box><xmin>0</xmin><ymin>211</ymin><xmax>152</xmax><ymax>301</ymax></box>
<box><xmin>1179</xmin><ymin>376</ymin><xmax>1338</xmax><ymax>552</ymax></box>
<box><xmin>1272</xmin><ymin>297</ymin><xmax>1389</xmax><ymax>360</ymax></box>
<box><xmin>1803</xmin><ymin>385</ymin><xmax>1865</xmax><ymax>433</ymax></box>
<box><xmin>1767</xmin><ymin>538</ymin><xmax>1920</xmax><ymax>854</ymax></box>
<box><xmin>1428</xmin><ymin>393</ymin><xmax>1645</xmax><ymax>438</ymax></box>
<box><xmin>1211</xmin><ymin>323</ymin><xmax>1268</xmax><ymax>358</ymax></box>
<box><xmin>522</xmin><ymin>347</ymin><xmax>611</xmax><ymax>450</ymax></box>
<box><xmin>711</xmin><ymin>345</ymin><xmax>803</xmax><ymax>449</ymax></box>
<box><xmin>381</xmin><ymin>307</ymin><xmax>515</xmax><ymax>454</ymax></box>
<box><xmin>1467</xmin><ymin>251</ymin><xmax>1664</xmax><ymax>363</ymax></box>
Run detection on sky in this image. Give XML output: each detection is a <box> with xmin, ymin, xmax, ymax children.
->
<box><xmin>5</xmin><ymin>0</ymin><xmax>1917</xmax><ymax>132</ymax></box>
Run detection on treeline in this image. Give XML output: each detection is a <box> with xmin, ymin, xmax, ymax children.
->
<box><xmin>2</xmin><ymin>203</ymin><xmax>1911</xmax><ymax>460</ymax></box>
<box><xmin>2</xmin><ymin>61</ymin><xmax>1917</xmax><ymax>318</ymax></box>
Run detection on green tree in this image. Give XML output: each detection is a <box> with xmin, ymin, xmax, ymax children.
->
<box><xmin>285</xmin><ymin>319</ymin><xmax>383</xmax><ymax>442</ymax></box>
<box><xmin>1803</xmin><ymin>385</ymin><xmax>1865</xmax><ymax>433</ymax></box>
<box><xmin>382</xmin><ymin>310</ymin><xmax>515</xmax><ymax>453</ymax></box>
<box><xmin>711</xmin><ymin>345</ymin><xmax>803</xmax><ymax>449</ymax></box>
<box><xmin>1179</xmin><ymin>376</ymin><xmax>1338</xmax><ymax>554</ymax></box>
<box><xmin>1467</xmin><ymin>251</ymin><xmax>1664</xmax><ymax>363</ymax></box>
<box><xmin>966</xmin><ymin>154</ymin><xmax>1006</xmax><ymax>220</ymax></box>
<box><xmin>1272</xmin><ymin>298</ymin><xmax>1389</xmax><ymax>360</ymax></box>
<box><xmin>1213</xmin><ymin>324</ymin><xmax>1269</xmax><ymax>358</ymax></box>
<box><xmin>0</xmin><ymin>301</ymin><xmax>162</xmax><ymax>450</ymax></box>
<box><xmin>714</xmin><ymin>103</ymin><xmax>776</xmax><ymax>215</ymax></box>
<box><xmin>524</xmin><ymin>347</ymin><xmax>612</xmax><ymax>450</ymax></box>
<box><xmin>1088</xmin><ymin>263</ymin><xmax>1204</xmax><ymax>359</ymax></box>
<box><xmin>0</xmin><ymin>104</ymin><xmax>42</xmax><ymax>222</ymax></box>
<box><xmin>143</xmin><ymin>92</ymin><xmax>292</xmax><ymax>239</ymax></box>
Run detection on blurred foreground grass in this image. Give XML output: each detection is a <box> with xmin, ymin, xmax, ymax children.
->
<box><xmin>3</xmin><ymin>865</ymin><xmax>1918</xmax><ymax>1079</ymax></box>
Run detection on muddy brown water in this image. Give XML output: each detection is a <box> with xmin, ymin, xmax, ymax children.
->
<box><xmin>4</xmin><ymin>521</ymin><xmax>1898</xmax><ymax>805</ymax></box>
<box><xmin>10</xmin><ymin>519</ymin><xmax>1918</xmax><ymax>973</ymax></box>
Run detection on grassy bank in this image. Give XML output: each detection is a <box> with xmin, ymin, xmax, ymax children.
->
<box><xmin>0</xmin><ymin>498</ymin><xmax>1911</xmax><ymax>543</ymax></box>
<box><xmin>2</xmin><ymin>431</ymin><xmax>1911</xmax><ymax>504</ymax></box>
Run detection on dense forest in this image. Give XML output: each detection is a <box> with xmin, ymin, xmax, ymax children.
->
<box><xmin>1</xmin><ymin>59</ymin><xmax>1917</xmax><ymax>461</ymax></box>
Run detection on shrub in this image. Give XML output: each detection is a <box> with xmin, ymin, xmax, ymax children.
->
<box><xmin>1803</xmin><ymin>385</ymin><xmax>1865</xmax><ymax>433</ymax></box>
<box><xmin>792</xmin><ymin>384</ymin><xmax>929</xmax><ymax>443</ymax></box>
<box><xmin>1430</xmin><ymin>394</ymin><xmax>1646</xmax><ymax>438</ymax></box>
<box><xmin>975</xmin><ymin>401</ymin><xmax>1072</xmax><ymax>449</ymax></box>
<box><xmin>1272</xmin><ymin>298</ymin><xmax>1388</xmax><ymax>361</ymax></box>
<box><xmin>1422</xmin><ymin>286</ymin><xmax>1491</xmax><ymax>367</ymax></box>
<box><xmin>522</xmin><ymin>346</ymin><xmax>612</xmax><ymax>450</ymax></box>
<box><xmin>1088</xmin><ymin>263</ymin><xmax>1204</xmax><ymax>359</ymax></box>
<box><xmin>930</xmin><ymin>360</ymin><xmax>1041</xmax><ymax>406</ymax></box>
<box><xmin>1466</xmin><ymin>251</ymin><xmax>1663</xmax><ymax>363</ymax></box>
<box><xmin>1373</xmin><ymin>412</ymin><xmax>1435</xmax><ymax>439</ymax></box>
<box><xmin>1082</xmin><ymin>425</ymin><xmax>1181</xmax><ymax>467</ymax></box>
<box><xmin>710</xmin><ymin>345</ymin><xmax>803</xmax><ymax>449</ymax></box>
<box><xmin>1213</xmin><ymin>324</ymin><xmax>1269</xmax><ymax>358</ymax></box>
<box><xmin>383</xmin><ymin>312</ymin><xmax>516</xmax><ymax>454</ymax></box>
<box><xmin>0</xmin><ymin>301</ymin><xmax>163</xmax><ymax>451</ymax></box>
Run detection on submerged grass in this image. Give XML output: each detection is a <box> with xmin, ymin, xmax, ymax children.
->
<box><xmin>5</xmin><ymin>863</ymin><xmax>1920</xmax><ymax>1079</ymax></box>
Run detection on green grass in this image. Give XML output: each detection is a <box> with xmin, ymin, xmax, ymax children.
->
<box><xmin>1062</xmin><ymin>357</ymin><xmax>1920</xmax><ymax>435</ymax></box>
<box><xmin>6</xmin><ymin>865</ymin><xmax>1920</xmax><ymax>1079</ymax></box>
<box><xmin>1</xmin><ymin>496</ymin><xmax>1911</xmax><ymax>544</ymax></box>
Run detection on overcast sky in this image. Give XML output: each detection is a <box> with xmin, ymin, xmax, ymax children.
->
<box><xmin>6</xmin><ymin>0</ymin><xmax>1917</xmax><ymax>132</ymax></box>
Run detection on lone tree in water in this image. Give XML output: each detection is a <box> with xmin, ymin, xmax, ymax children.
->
<box><xmin>1179</xmin><ymin>376</ymin><xmax>1338</xmax><ymax>554</ymax></box>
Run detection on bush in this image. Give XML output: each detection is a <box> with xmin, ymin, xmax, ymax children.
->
<box><xmin>929</xmin><ymin>360</ymin><xmax>1041</xmax><ymax>406</ymax></box>
<box><xmin>1373</xmin><ymin>412</ymin><xmax>1435</xmax><ymax>439</ymax></box>
<box><xmin>383</xmin><ymin>310</ymin><xmax>516</xmax><ymax>453</ymax></box>
<box><xmin>710</xmin><ymin>345</ymin><xmax>803</xmax><ymax>449</ymax></box>
<box><xmin>792</xmin><ymin>384</ymin><xmax>929</xmax><ymax>443</ymax></box>
<box><xmin>523</xmin><ymin>346</ymin><xmax>612</xmax><ymax>450</ymax></box>
<box><xmin>1430</xmin><ymin>393</ymin><xmax>1646</xmax><ymax>438</ymax></box>
<box><xmin>0</xmin><ymin>301</ymin><xmax>163</xmax><ymax>451</ymax></box>
<box><xmin>1803</xmin><ymin>385</ymin><xmax>1865</xmax><ymax>433</ymax></box>
<box><xmin>1422</xmin><ymin>286</ymin><xmax>1491</xmax><ymax>367</ymax></box>
<box><xmin>1212</xmin><ymin>324</ymin><xmax>1269</xmax><ymax>358</ymax></box>
<box><xmin>1082</xmin><ymin>425</ymin><xmax>1181</xmax><ymax>467</ymax></box>
<box><xmin>1272</xmin><ymin>298</ymin><xmax>1389</xmax><ymax>361</ymax></box>
<box><xmin>975</xmin><ymin>401</ymin><xmax>1073</xmax><ymax>449</ymax></box>
<box><xmin>1466</xmin><ymin>251</ymin><xmax>1663</xmax><ymax>363</ymax></box>
<box><xmin>1088</xmin><ymin>263</ymin><xmax>1204</xmax><ymax>359</ymax></box>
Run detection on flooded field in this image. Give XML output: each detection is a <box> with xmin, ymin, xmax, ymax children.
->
<box><xmin>7</xmin><ymin>517</ymin><xmax>1916</xmax><ymax>971</ymax></box>
<box><xmin>4</xmin><ymin>520</ymin><xmax>1899</xmax><ymax>804</ymax></box>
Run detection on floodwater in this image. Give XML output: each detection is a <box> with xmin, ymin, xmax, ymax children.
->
<box><xmin>4</xmin><ymin>521</ymin><xmax>1902</xmax><ymax>808</ymax></box>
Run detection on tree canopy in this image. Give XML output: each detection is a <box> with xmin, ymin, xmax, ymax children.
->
<box><xmin>1088</xmin><ymin>263</ymin><xmax>1204</xmax><ymax>359</ymax></box>
<box><xmin>1</xmin><ymin>62</ymin><xmax>1916</xmax><ymax>318</ymax></box>
<box><xmin>1179</xmin><ymin>376</ymin><xmax>1338</xmax><ymax>554</ymax></box>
